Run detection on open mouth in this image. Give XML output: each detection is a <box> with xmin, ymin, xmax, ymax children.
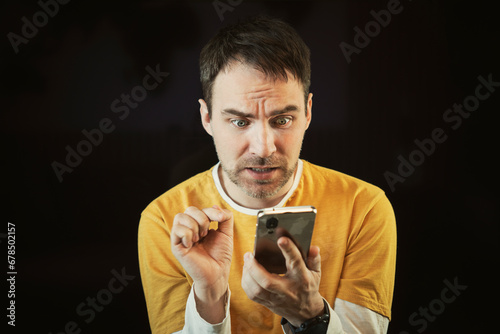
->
<box><xmin>245</xmin><ymin>166</ymin><xmax>279</xmax><ymax>180</ymax></box>
<box><xmin>245</xmin><ymin>167</ymin><xmax>278</xmax><ymax>179</ymax></box>
<box><xmin>248</xmin><ymin>167</ymin><xmax>276</xmax><ymax>172</ymax></box>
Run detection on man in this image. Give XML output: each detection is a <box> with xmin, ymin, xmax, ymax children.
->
<box><xmin>138</xmin><ymin>16</ymin><xmax>396</xmax><ymax>334</ymax></box>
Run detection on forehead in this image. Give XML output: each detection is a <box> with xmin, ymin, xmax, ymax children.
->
<box><xmin>211</xmin><ymin>62</ymin><xmax>304</xmax><ymax>109</ymax></box>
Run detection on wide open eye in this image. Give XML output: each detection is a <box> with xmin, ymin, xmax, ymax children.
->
<box><xmin>231</xmin><ymin>119</ymin><xmax>249</xmax><ymax>128</ymax></box>
<box><xmin>273</xmin><ymin>116</ymin><xmax>292</xmax><ymax>127</ymax></box>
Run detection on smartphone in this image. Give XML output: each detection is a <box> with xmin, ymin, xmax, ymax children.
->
<box><xmin>253</xmin><ymin>206</ymin><xmax>316</xmax><ymax>274</ymax></box>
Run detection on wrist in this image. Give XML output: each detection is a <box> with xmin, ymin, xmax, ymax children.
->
<box><xmin>289</xmin><ymin>294</ymin><xmax>326</xmax><ymax>327</ymax></box>
<box><xmin>193</xmin><ymin>283</ymin><xmax>228</xmax><ymax>324</ymax></box>
<box><xmin>282</xmin><ymin>299</ymin><xmax>330</xmax><ymax>334</ymax></box>
<box><xmin>194</xmin><ymin>281</ymin><xmax>228</xmax><ymax>304</ymax></box>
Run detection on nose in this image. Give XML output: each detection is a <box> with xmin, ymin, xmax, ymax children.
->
<box><xmin>248</xmin><ymin>123</ymin><xmax>276</xmax><ymax>158</ymax></box>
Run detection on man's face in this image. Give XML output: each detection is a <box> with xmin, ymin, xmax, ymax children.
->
<box><xmin>200</xmin><ymin>62</ymin><xmax>312</xmax><ymax>207</ymax></box>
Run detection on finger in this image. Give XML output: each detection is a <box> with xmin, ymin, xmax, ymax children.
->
<box><xmin>171</xmin><ymin>223</ymin><xmax>195</xmax><ymax>249</ymax></box>
<box><xmin>184</xmin><ymin>206</ymin><xmax>210</xmax><ymax>238</ymax></box>
<box><xmin>241</xmin><ymin>257</ymin><xmax>270</xmax><ymax>301</ymax></box>
<box><xmin>243</xmin><ymin>252</ymin><xmax>281</xmax><ymax>293</ymax></box>
<box><xmin>171</xmin><ymin>214</ymin><xmax>184</xmax><ymax>247</ymax></box>
<box><xmin>202</xmin><ymin>206</ymin><xmax>234</xmax><ymax>238</ymax></box>
<box><xmin>307</xmin><ymin>245</ymin><xmax>321</xmax><ymax>273</ymax></box>
<box><xmin>241</xmin><ymin>274</ymin><xmax>270</xmax><ymax>306</ymax></box>
<box><xmin>277</xmin><ymin>237</ymin><xmax>308</xmax><ymax>276</ymax></box>
<box><xmin>174</xmin><ymin>212</ymin><xmax>203</xmax><ymax>243</ymax></box>
<box><xmin>242</xmin><ymin>253</ymin><xmax>291</xmax><ymax>311</ymax></box>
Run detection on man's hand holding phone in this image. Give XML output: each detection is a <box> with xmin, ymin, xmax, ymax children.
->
<box><xmin>242</xmin><ymin>237</ymin><xmax>325</xmax><ymax>328</ymax></box>
<box><xmin>171</xmin><ymin>205</ymin><xmax>234</xmax><ymax>324</ymax></box>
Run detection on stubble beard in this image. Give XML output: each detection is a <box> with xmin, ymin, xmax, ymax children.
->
<box><xmin>220</xmin><ymin>156</ymin><xmax>298</xmax><ymax>199</ymax></box>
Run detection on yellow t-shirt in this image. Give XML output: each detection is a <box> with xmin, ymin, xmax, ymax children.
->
<box><xmin>138</xmin><ymin>160</ymin><xmax>396</xmax><ymax>333</ymax></box>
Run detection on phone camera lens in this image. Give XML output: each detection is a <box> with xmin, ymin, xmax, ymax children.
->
<box><xmin>266</xmin><ymin>217</ymin><xmax>278</xmax><ymax>229</ymax></box>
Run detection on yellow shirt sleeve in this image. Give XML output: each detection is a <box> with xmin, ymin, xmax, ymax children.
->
<box><xmin>335</xmin><ymin>192</ymin><xmax>397</xmax><ymax>319</ymax></box>
<box><xmin>138</xmin><ymin>206</ymin><xmax>191</xmax><ymax>333</ymax></box>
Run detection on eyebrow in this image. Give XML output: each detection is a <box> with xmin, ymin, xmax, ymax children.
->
<box><xmin>221</xmin><ymin>105</ymin><xmax>300</xmax><ymax>118</ymax></box>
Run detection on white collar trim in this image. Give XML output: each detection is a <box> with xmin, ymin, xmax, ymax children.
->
<box><xmin>212</xmin><ymin>159</ymin><xmax>303</xmax><ymax>216</ymax></box>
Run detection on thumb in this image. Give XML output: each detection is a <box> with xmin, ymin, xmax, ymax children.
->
<box><xmin>278</xmin><ymin>236</ymin><xmax>308</xmax><ymax>275</ymax></box>
<box><xmin>307</xmin><ymin>245</ymin><xmax>321</xmax><ymax>273</ymax></box>
<box><xmin>212</xmin><ymin>205</ymin><xmax>234</xmax><ymax>237</ymax></box>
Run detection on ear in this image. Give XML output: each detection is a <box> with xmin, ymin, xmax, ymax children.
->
<box><xmin>199</xmin><ymin>99</ymin><xmax>213</xmax><ymax>136</ymax></box>
<box><xmin>305</xmin><ymin>93</ymin><xmax>313</xmax><ymax>130</ymax></box>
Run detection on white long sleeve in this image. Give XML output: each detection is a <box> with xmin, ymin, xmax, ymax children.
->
<box><xmin>281</xmin><ymin>299</ymin><xmax>343</xmax><ymax>334</ymax></box>
<box><xmin>281</xmin><ymin>298</ymin><xmax>388</xmax><ymax>334</ymax></box>
<box><xmin>173</xmin><ymin>284</ymin><xmax>232</xmax><ymax>334</ymax></box>
<box><xmin>333</xmin><ymin>298</ymin><xmax>389</xmax><ymax>333</ymax></box>
<box><xmin>175</xmin><ymin>290</ymin><xmax>387</xmax><ymax>334</ymax></box>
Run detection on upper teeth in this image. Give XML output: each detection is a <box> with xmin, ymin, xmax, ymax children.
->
<box><xmin>252</xmin><ymin>168</ymin><xmax>271</xmax><ymax>172</ymax></box>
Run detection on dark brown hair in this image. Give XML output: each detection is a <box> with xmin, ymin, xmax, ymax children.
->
<box><xmin>199</xmin><ymin>15</ymin><xmax>311</xmax><ymax>117</ymax></box>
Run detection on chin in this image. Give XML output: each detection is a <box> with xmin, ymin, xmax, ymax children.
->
<box><xmin>239</xmin><ymin>180</ymin><xmax>285</xmax><ymax>200</ymax></box>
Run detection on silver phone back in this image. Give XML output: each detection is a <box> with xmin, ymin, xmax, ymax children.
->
<box><xmin>254</xmin><ymin>206</ymin><xmax>316</xmax><ymax>274</ymax></box>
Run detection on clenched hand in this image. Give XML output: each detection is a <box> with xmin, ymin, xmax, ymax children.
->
<box><xmin>242</xmin><ymin>236</ymin><xmax>324</xmax><ymax>327</ymax></box>
<box><xmin>171</xmin><ymin>205</ymin><xmax>234</xmax><ymax>324</ymax></box>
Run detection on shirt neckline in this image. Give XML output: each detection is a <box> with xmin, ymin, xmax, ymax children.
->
<box><xmin>212</xmin><ymin>160</ymin><xmax>303</xmax><ymax>216</ymax></box>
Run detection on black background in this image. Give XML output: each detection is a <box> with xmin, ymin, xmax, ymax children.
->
<box><xmin>2</xmin><ymin>0</ymin><xmax>499</xmax><ymax>333</ymax></box>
